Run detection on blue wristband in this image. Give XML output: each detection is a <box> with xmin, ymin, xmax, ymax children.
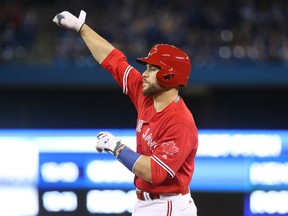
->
<box><xmin>117</xmin><ymin>146</ymin><xmax>141</xmax><ymax>172</ymax></box>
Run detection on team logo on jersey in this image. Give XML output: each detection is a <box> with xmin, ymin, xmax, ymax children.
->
<box><xmin>142</xmin><ymin>127</ymin><xmax>156</xmax><ymax>150</ymax></box>
<box><xmin>161</xmin><ymin>141</ymin><xmax>179</xmax><ymax>157</ymax></box>
<box><xmin>136</xmin><ymin>119</ymin><xmax>145</xmax><ymax>132</ymax></box>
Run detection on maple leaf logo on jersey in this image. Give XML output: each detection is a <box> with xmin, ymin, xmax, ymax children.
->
<box><xmin>161</xmin><ymin>141</ymin><xmax>179</xmax><ymax>157</ymax></box>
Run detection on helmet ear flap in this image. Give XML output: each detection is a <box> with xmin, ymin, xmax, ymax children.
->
<box><xmin>156</xmin><ymin>67</ymin><xmax>177</xmax><ymax>87</ymax></box>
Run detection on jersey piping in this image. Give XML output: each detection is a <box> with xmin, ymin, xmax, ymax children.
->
<box><xmin>123</xmin><ymin>65</ymin><xmax>133</xmax><ymax>95</ymax></box>
<box><xmin>151</xmin><ymin>155</ymin><xmax>175</xmax><ymax>177</ymax></box>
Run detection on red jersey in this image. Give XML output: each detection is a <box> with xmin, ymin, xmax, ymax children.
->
<box><xmin>101</xmin><ymin>49</ymin><xmax>198</xmax><ymax>194</ymax></box>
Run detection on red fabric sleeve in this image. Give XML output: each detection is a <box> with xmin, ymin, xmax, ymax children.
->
<box><xmin>100</xmin><ymin>48</ymin><xmax>144</xmax><ymax>110</ymax></box>
<box><xmin>150</xmin><ymin>158</ymin><xmax>169</xmax><ymax>184</ymax></box>
<box><xmin>150</xmin><ymin>123</ymin><xmax>197</xmax><ymax>184</ymax></box>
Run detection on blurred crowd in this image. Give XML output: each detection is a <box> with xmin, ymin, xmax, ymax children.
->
<box><xmin>0</xmin><ymin>2</ymin><xmax>38</xmax><ymax>65</ymax></box>
<box><xmin>1</xmin><ymin>0</ymin><xmax>288</xmax><ymax>67</ymax></box>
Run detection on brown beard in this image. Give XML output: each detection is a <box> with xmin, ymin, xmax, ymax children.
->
<box><xmin>142</xmin><ymin>82</ymin><xmax>164</xmax><ymax>97</ymax></box>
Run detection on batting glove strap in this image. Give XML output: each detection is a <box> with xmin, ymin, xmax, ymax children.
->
<box><xmin>106</xmin><ymin>140</ymin><xmax>123</xmax><ymax>156</ymax></box>
<box><xmin>117</xmin><ymin>146</ymin><xmax>142</xmax><ymax>173</ymax></box>
<box><xmin>96</xmin><ymin>131</ymin><xmax>122</xmax><ymax>155</ymax></box>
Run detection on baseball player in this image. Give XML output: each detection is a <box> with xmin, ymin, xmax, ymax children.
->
<box><xmin>53</xmin><ymin>10</ymin><xmax>198</xmax><ymax>216</ymax></box>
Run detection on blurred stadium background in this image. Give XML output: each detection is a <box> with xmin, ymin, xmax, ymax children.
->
<box><xmin>0</xmin><ymin>0</ymin><xmax>288</xmax><ymax>216</ymax></box>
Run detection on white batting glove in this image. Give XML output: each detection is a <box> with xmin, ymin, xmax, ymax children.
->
<box><xmin>96</xmin><ymin>132</ymin><xmax>123</xmax><ymax>155</ymax></box>
<box><xmin>53</xmin><ymin>10</ymin><xmax>86</xmax><ymax>32</ymax></box>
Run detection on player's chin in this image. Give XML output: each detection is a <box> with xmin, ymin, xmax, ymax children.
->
<box><xmin>142</xmin><ymin>85</ymin><xmax>162</xmax><ymax>97</ymax></box>
<box><xmin>142</xmin><ymin>88</ymin><xmax>149</xmax><ymax>96</ymax></box>
<box><xmin>142</xmin><ymin>84</ymin><xmax>149</xmax><ymax>96</ymax></box>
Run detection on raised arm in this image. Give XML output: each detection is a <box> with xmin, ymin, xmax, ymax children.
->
<box><xmin>53</xmin><ymin>10</ymin><xmax>114</xmax><ymax>64</ymax></box>
<box><xmin>53</xmin><ymin>10</ymin><xmax>156</xmax><ymax>183</ymax></box>
<box><xmin>79</xmin><ymin>24</ymin><xmax>114</xmax><ymax>64</ymax></box>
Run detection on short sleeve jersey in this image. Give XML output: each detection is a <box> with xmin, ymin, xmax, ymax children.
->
<box><xmin>101</xmin><ymin>49</ymin><xmax>198</xmax><ymax>194</ymax></box>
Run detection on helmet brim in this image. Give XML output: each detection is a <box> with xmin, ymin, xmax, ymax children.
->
<box><xmin>136</xmin><ymin>57</ymin><xmax>162</xmax><ymax>68</ymax></box>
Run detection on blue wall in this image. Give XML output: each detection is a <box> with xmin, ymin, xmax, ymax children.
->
<box><xmin>1</xmin><ymin>63</ymin><xmax>288</xmax><ymax>88</ymax></box>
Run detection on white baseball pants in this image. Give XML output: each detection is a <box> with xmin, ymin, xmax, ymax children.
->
<box><xmin>132</xmin><ymin>193</ymin><xmax>197</xmax><ymax>216</ymax></box>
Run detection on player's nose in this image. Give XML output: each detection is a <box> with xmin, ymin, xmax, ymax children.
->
<box><xmin>142</xmin><ymin>69</ymin><xmax>148</xmax><ymax>77</ymax></box>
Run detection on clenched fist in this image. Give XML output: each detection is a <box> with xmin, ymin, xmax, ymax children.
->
<box><xmin>96</xmin><ymin>131</ymin><xmax>123</xmax><ymax>155</ymax></box>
